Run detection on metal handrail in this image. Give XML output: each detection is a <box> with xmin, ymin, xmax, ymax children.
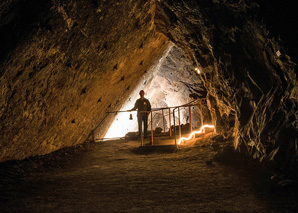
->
<box><xmin>172</xmin><ymin>98</ymin><xmax>206</xmax><ymax>145</ymax></box>
<box><xmin>106</xmin><ymin>98</ymin><xmax>206</xmax><ymax>114</ymax></box>
<box><xmin>105</xmin><ymin>98</ymin><xmax>207</xmax><ymax>146</ymax></box>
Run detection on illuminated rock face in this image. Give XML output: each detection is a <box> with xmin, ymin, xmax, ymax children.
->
<box><xmin>156</xmin><ymin>0</ymin><xmax>298</xmax><ymax>168</ymax></box>
<box><xmin>102</xmin><ymin>44</ymin><xmax>209</xmax><ymax>139</ymax></box>
<box><xmin>144</xmin><ymin>44</ymin><xmax>209</xmax><ymax>130</ymax></box>
<box><xmin>0</xmin><ymin>0</ymin><xmax>297</xmax><ymax>168</ymax></box>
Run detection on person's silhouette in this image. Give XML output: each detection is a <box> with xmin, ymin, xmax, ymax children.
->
<box><xmin>130</xmin><ymin>90</ymin><xmax>151</xmax><ymax>138</ymax></box>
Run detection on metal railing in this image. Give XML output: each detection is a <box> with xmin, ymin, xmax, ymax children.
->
<box><xmin>106</xmin><ymin>98</ymin><xmax>207</xmax><ymax>146</ymax></box>
<box><xmin>171</xmin><ymin>98</ymin><xmax>206</xmax><ymax>145</ymax></box>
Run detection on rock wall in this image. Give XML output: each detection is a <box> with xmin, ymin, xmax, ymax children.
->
<box><xmin>144</xmin><ymin>44</ymin><xmax>209</xmax><ymax>130</ymax></box>
<box><xmin>0</xmin><ymin>0</ymin><xmax>168</xmax><ymax>162</ymax></box>
<box><xmin>156</xmin><ymin>0</ymin><xmax>298</xmax><ymax>169</ymax></box>
<box><xmin>1</xmin><ymin>0</ymin><xmax>297</xmax><ymax>170</ymax></box>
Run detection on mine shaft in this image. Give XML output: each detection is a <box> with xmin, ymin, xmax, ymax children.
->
<box><xmin>0</xmin><ymin>0</ymin><xmax>298</xmax><ymax>212</ymax></box>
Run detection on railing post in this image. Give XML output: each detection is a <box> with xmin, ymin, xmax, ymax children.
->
<box><xmin>200</xmin><ymin>99</ymin><xmax>203</xmax><ymax>126</ymax></box>
<box><xmin>169</xmin><ymin>108</ymin><xmax>172</xmax><ymax>138</ymax></box>
<box><xmin>151</xmin><ymin>111</ymin><xmax>153</xmax><ymax>145</ymax></box>
<box><xmin>173</xmin><ymin>109</ymin><xmax>176</xmax><ymax>145</ymax></box>
<box><xmin>141</xmin><ymin>116</ymin><xmax>143</xmax><ymax>146</ymax></box>
<box><xmin>178</xmin><ymin>107</ymin><xmax>181</xmax><ymax>139</ymax></box>
<box><xmin>188</xmin><ymin>104</ymin><xmax>192</xmax><ymax>134</ymax></box>
<box><xmin>162</xmin><ymin>109</ymin><xmax>166</xmax><ymax>134</ymax></box>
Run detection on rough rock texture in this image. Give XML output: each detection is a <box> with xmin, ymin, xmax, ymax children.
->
<box><xmin>0</xmin><ymin>0</ymin><xmax>168</xmax><ymax>162</ymax></box>
<box><xmin>101</xmin><ymin>44</ymin><xmax>209</xmax><ymax>139</ymax></box>
<box><xmin>132</xmin><ymin>44</ymin><xmax>209</xmax><ymax>131</ymax></box>
<box><xmin>144</xmin><ymin>44</ymin><xmax>209</xmax><ymax>129</ymax></box>
<box><xmin>1</xmin><ymin>0</ymin><xmax>298</xmax><ymax>171</ymax></box>
<box><xmin>155</xmin><ymin>0</ymin><xmax>298</xmax><ymax>169</ymax></box>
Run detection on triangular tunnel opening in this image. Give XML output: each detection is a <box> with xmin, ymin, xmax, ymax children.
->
<box><xmin>100</xmin><ymin>43</ymin><xmax>210</xmax><ymax>140</ymax></box>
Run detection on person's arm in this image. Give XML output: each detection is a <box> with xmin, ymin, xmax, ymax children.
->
<box><xmin>130</xmin><ymin>99</ymin><xmax>138</xmax><ymax>111</ymax></box>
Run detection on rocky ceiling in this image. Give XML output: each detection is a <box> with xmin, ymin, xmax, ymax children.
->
<box><xmin>0</xmin><ymin>0</ymin><xmax>297</xmax><ymax>170</ymax></box>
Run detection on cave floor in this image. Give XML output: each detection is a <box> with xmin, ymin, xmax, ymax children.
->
<box><xmin>1</xmin><ymin>137</ymin><xmax>298</xmax><ymax>212</ymax></box>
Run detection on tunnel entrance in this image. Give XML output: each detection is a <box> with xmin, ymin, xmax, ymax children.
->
<box><xmin>101</xmin><ymin>44</ymin><xmax>210</xmax><ymax>140</ymax></box>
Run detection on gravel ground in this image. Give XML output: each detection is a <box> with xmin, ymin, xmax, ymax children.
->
<box><xmin>0</xmin><ymin>137</ymin><xmax>297</xmax><ymax>212</ymax></box>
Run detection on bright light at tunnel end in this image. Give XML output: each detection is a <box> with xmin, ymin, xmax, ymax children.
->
<box><xmin>178</xmin><ymin>124</ymin><xmax>215</xmax><ymax>145</ymax></box>
<box><xmin>195</xmin><ymin>67</ymin><xmax>200</xmax><ymax>74</ymax></box>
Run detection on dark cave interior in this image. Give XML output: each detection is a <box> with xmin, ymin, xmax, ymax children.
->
<box><xmin>0</xmin><ymin>0</ymin><xmax>298</xmax><ymax>211</ymax></box>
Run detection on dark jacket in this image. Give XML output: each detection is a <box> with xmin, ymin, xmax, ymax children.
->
<box><xmin>131</xmin><ymin>98</ymin><xmax>151</xmax><ymax>117</ymax></box>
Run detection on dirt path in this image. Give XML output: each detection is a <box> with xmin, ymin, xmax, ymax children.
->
<box><xmin>0</xmin><ymin>139</ymin><xmax>297</xmax><ymax>212</ymax></box>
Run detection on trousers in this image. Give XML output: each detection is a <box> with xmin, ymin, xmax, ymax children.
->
<box><xmin>138</xmin><ymin>115</ymin><xmax>148</xmax><ymax>138</ymax></box>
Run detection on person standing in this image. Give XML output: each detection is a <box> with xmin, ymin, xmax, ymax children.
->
<box><xmin>130</xmin><ymin>90</ymin><xmax>151</xmax><ymax>138</ymax></box>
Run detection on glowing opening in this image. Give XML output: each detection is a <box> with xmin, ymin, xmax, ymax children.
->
<box><xmin>104</xmin><ymin>105</ymin><xmax>138</xmax><ymax>139</ymax></box>
<box><xmin>104</xmin><ymin>46</ymin><xmax>174</xmax><ymax>139</ymax></box>
<box><xmin>195</xmin><ymin>67</ymin><xmax>200</xmax><ymax>74</ymax></box>
<box><xmin>102</xmin><ymin>44</ymin><xmax>206</xmax><ymax>139</ymax></box>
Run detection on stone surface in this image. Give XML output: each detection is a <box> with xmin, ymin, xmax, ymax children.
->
<box><xmin>155</xmin><ymin>0</ymin><xmax>298</xmax><ymax>170</ymax></box>
<box><xmin>0</xmin><ymin>0</ymin><xmax>168</xmax><ymax>162</ymax></box>
<box><xmin>0</xmin><ymin>0</ymin><xmax>297</xmax><ymax>172</ymax></box>
<box><xmin>144</xmin><ymin>45</ymin><xmax>210</xmax><ymax>130</ymax></box>
<box><xmin>1</xmin><ymin>139</ymin><xmax>297</xmax><ymax>212</ymax></box>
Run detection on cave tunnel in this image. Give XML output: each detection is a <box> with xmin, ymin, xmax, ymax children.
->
<box><xmin>102</xmin><ymin>43</ymin><xmax>210</xmax><ymax>140</ymax></box>
<box><xmin>1</xmin><ymin>0</ymin><xmax>298</xmax><ymax>212</ymax></box>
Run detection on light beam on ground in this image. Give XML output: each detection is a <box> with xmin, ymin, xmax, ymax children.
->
<box><xmin>178</xmin><ymin>124</ymin><xmax>215</xmax><ymax>145</ymax></box>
